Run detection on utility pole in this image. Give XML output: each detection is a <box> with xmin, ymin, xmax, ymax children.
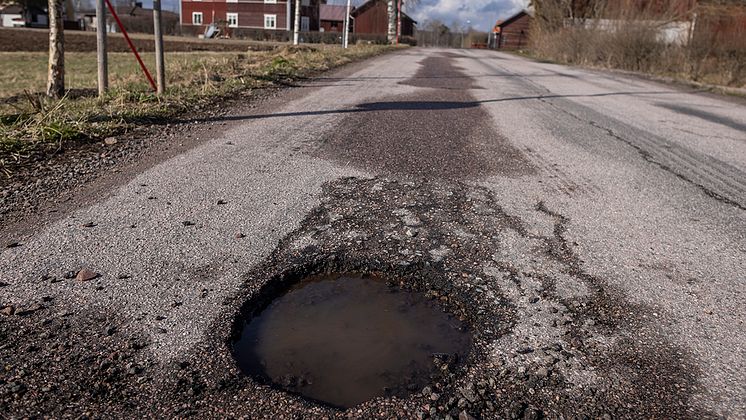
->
<box><xmin>47</xmin><ymin>0</ymin><xmax>65</xmax><ymax>98</ymax></box>
<box><xmin>396</xmin><ymin>0</ymin><xmax>401</xmax><ymax>44</ymax></box>
<box><xmin>387</xmin><ymin>0</ymin><xmax>396</xmax><ymax>44</ymax></box>
<box><xmin>96</xmin><ymin>0</ymin><xmax>107</xmax><ymax>97</ymax></box>
<box><xmin>293</xmin><ymin>0</ymin><xmax>301</xmax><ymax>45</ymax></box>
<box><xmin>153</xmin><ymin>0</ymin><xmax>165</xmax><ymax>94</ymax></box>
<box><xmin>343</xmin><ymin>0</ymin><xmax>351</xmax><ymax>48</ymax></box>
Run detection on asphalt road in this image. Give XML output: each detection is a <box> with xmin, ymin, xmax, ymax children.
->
<box><xmin>1</xmin><ymin>48</ymin><xmax>745</xmax><ymax>419</ymax></box>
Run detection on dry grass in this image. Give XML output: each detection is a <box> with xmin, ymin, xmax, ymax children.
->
<box><xmin>530</xmin><ymin>0</ymin><xmax>746</xmax><ymax>89</ymax></box>
<box><xmin>0</xmin><ymin>44</ymin><xmax>394</xmax><ymax>173</ymax></box>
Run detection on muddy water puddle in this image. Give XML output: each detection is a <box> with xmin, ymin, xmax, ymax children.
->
<box><xmin>233</xmin><ymin>273</ymin><xmax>471</xmax><ymax>408</ymax></box>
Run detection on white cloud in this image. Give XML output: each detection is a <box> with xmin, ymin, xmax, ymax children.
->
<box><xmin>406</xmin><ymin>0</ymin><xmax>528</xmax><ymax>31</ymax></box>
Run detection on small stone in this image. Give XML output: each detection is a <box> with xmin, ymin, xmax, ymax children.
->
<box><xmin>1</xmin><ymin>305</ymin><xmax>15</xmax><ymax>316</ymax></box>
<box><xmin>5</xmin><ymin>241</ymin><xmax>21</xmax><ymax>248</ymax></box>
<box><xmin>460</xmin><ymin>383</ymin><xmax>479</xmax><ymax>403</ymax></box>
<box><xmin>76</xmin><ymin>269</ymin><xmax>99</xmax><ymax>282</ymax></box>
<box><xmin>516</xmin><ymin>346</ymin><xmax>534</xmax><ymax>354</ymax></box>
<box><xmin>117</xmin><ymin>274</ymin><xmax>131</xmax><ymax>279</ymax></box>
<box><xmin>0</xmin><ymin>281</ymin><xmax>8</xmax><ymax>287</ymax></box>
<box><xmin>104</xmin><ymin>137</ymin><xmax>118</xmax><ymax>145</ymax></box>
<box><xmin>217</xmin><ymin>200</ymin><xmax>227</xmax><ymax>205</ymax></box>
<box><xmin>529</xmin><ymin>296</ymin><xmax>540</xmax><ymax>304</ymax></box>
<box><xmin>182</xmin><ymin>221</ymin><xmax>195</xmax><ymax>226</ymax></box>
<box><xmin>536</xmin><ymin>367</ymin><xmax>549</xmax><ymax>378</ymax></box>
<box><xmin>235</xmin><ymin>232</ymin><xmax>245</xmax><ymax>239</ymax></box>
<box><xmin>82</xmin><ymin>222</ymin><xmax>97</xmax><ymax>228</ymax></box>
<box><xmin>430</xmin><ymin>393</ymin><xmax>440</xmax><ymax>401</ymax></box>
<box><xmin>155</xmin><ymin>315</ymin><xmax>166</xmax><ymax>320</ymax></box>
<box><xmin>105</xmin><ymin>325</ymin><xmax>116</xmax><ymax>336</ymax></box>
<box><xmin>457</xmin><ymin>398</ymin><xmax>468</xmax><ymax>409</ymax></box>
<box><xmin>16</xmin><ymin>303</ymin><xmax>43</xmax><ymax>315</ymax></box>
<box><xmin>459</xmin><ymin>411</ymin><xmax>476</xmax><ymax>420</ymax></box>
<box><xmin>63</xmin><ymin>271</ymin><xmax>76</xmax><ymax>279</ymax></box>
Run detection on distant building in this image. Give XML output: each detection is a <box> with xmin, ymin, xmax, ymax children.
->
<box><xmin>495</xmin><ymin>9</ymin><xmax>533</xmax><ymax>50</ymax></box>
<box><xmin>351</xmin><ymin>0</ymin><xmax>415</xmax><ymax>37</ymax></box>
<box><xmin>0</xmin><ymin>2</ymin><xmax>48</xmax><ymax>28</ymax></box>
<box><xmin>0</xmin><ymin>4</ymin><xmax>24</xmax><ymax>27</ymax></box>
<box><xmin>180</xmin><ymin>0</ymin><xmax>322</xmax><ymax>34</ymax></box>
<box><xmin>319</xmin><ymin>4</ymin><xmax>346</xmax><ymax>32</ymax></box>
<box><xmin>79</xmin><ymin>4</ymin><xmax>179</xmax><ymax>34</ymax></box>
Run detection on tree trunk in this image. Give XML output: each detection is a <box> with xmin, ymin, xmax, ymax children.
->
<box><xmin>387</xmin><ymin>0</ymin><xmax>396</xmax><ymax>44</ymax></box>
<box><xmin>47</xmin><ymin>0</ymin><xmax>65</xmax><ymax>98</ymax></box>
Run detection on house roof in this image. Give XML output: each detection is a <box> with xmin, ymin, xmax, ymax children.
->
<box><xmin>320</xmin><ymin>4</ymin><xmax>347</xmax><ymax>22</ymax></box>
<box><xmin>497</xmin><ymin>9</ymin><xmax>532</xmax><ymax>29</ymax></box>
<box><xmin>0</xmin><ymin>4</ymin><xmax>23</xmax><ymax>14</ymax></box>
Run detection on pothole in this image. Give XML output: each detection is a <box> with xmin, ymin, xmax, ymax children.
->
<box><xmin>232</xmin><ymin>272</ymin><xmax>472</xmax><ymax>409</ymax></box>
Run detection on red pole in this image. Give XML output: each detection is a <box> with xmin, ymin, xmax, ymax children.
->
<box><xmin>104</xmin><ymin>0</ymin><xmax>157</xmax><ymax>92</ymax></box>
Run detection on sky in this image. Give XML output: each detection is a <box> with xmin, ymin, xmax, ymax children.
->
<box><xmin>126</xmin><ymin>0</ymin><xmax>529</xmax><ymax>33</ymax></box>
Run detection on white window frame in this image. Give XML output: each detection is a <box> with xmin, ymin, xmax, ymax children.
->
<box><xmin>226</xmin><ymin>0</ymin><xmax>237</xmax><ymax>3</ymax></box>
<box><xmin>264</xmin><ymin>0</ymin><xmax>277</xmax><ymax>4</ymax></box>
<box><xmin>264</xmin><ymin>14</ymin><xmax>276</xmax><ymax>29</ymax></box>
<box><xmin>227</xmin><ymin>12</ymin><xmax>238</xmax><ymax>28</ymax></box>
<box><xmin>192</xmin><ymin>12</ymin><xmax>203</xmax><ymax>25</ymax></box>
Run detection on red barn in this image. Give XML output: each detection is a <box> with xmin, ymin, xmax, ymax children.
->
<box><xmin>496</xmin><ymin>10</ymin><xmax>533</xmax><ymax>50</ymax></box>
<box><xmin>180</xmin><ymin>0</ymin><xmax>322</xmax><ymax>35</ymax></box>
<box><xmin>351</xmin><ymin>0</ymin><xmax>416</xmax><ymax>37</ymax></box>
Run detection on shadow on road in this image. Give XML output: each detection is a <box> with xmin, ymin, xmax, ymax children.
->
<box><xmin>656</xmin><ymin>103</ymin><xmax>746</xmax><ymax>133</ymax></box>
<box><xmin>172</xmin><ymin>89</ymin><xmax>698</xmax><ymax>125</ymax></box>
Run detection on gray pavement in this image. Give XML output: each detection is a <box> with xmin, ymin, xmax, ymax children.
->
<box><xmin>1</xmin><ymin>48</ymin><xmax>744</xmax><ymax>418</ymax></box>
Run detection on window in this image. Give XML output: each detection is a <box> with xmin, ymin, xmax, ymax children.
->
<box><xmin>301</xmin><ymin>0</ymin><xmax>309</xmax><ymax>5</ymax></box>
<box><xmin>264</xmin><ymin>14</ymin><xmax>276</xmax><ymax>29</ymax></box>
<box><xmin>192</xmin><ymin>12</ymin><xmax>203</xmax><ymax>25</ymax></box>
<box><xmin>227</xmin><ymin>13</ymin><xmax>238</xmax><ymax>28</ymax></box>
<box><xmin>301</xmin><ymin>16</ymin><xmax>309</xmax><ymax>32</ymax></box>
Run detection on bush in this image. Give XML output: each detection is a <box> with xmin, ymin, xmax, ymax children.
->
<box><xmin>530</xmin><ymin>0</ymin><xmax>746</xmax><ymax>87</ymax></box>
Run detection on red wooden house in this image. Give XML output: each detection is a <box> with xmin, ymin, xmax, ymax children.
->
<box><xmin>351</xmin><ymin>0</ymin><xmax>416</xmax><ymax>37</ymax></box>
<box><xmin>495</xmin><ymin>9</ymin><xmax>533</xmax><ymax>50</ymax></box>
<box><xmin>180</xmin><ymin>0</ymin><xmax>322</xmax><ymax>34</ymax></box>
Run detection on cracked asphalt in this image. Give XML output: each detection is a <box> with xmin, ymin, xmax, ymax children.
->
<box><xmin>1</xmin><ymin>48</ymin><xmax>745</xmax><ymax>419</ymax></box>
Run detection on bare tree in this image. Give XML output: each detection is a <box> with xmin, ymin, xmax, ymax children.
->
<box><xmin>387</xmin><ymin>0</ymin><xmax>396</xmax><ymax>43</ymax></box>
<box><xmin>47</xmin><ymin>0</ymin><xmax>64</xmax><ymax>98</ymax></box>
<box><xmin>388</xmin><ymin>0</ymin><xmax>419</xmax><ymax>44</ymax></box>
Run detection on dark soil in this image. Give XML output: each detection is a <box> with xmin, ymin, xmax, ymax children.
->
<box><xmin>0</xmin><ymin>27</ymin><xmax>279</xmax><ymax>53</ymax></box>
